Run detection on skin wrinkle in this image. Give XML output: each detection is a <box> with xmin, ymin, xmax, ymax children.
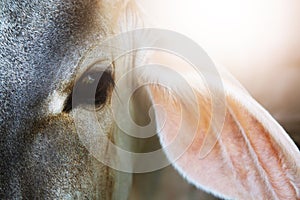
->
<box><xmin>215</xmin><ymin>115</ymin><xmax>247</xmax><ymax>196</ymax></box>
<box><xmin>228</xmin><ymin>97</ymin><xmax>297</xmax><ymax>199</ymax></box>
<box><xmin>226</xmin><ymin>103</ymin><xmax>271</xmax><ymax>198</ymax></box>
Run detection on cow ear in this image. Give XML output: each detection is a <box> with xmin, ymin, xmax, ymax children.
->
<box><xmin>145</xmin><ymin>64</ymin><xmax>300</xmax><ymax>199</ymax></box>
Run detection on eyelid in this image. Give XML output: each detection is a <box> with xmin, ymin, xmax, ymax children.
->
<box><xmin>76</xmin><ymin>58</ymin><xmax>114</xmax><ymax>81</ymax></box>
<box><xmin>62</xmin><ymin>60</ymin><xmax>115</xmax><ymax>113</ymax></box>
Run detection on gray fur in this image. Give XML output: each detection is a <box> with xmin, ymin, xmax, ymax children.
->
<box><xmin>0</xmin><ymin>0</ymin><xmax>124</xmax><ymax>198</ymax></box>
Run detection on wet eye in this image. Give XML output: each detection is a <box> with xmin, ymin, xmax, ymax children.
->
<box><xmin>63</xmin><ymin>67</ymin><xmax>114</xmax><ymax>113</ymax></box>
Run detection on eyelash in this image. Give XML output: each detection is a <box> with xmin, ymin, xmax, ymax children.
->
<box><xmin>63</xmin><ymin>67</ymin><xmax>115</xmax><ymax>113</ymax></box>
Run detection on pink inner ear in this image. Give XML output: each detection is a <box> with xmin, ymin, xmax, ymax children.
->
<box><xmin>148</xmin><ymin>85</ymin><xmax>300</xmax><ymax>199</ymax></box>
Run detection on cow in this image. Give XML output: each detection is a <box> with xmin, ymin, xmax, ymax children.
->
<box><xmin>0</xmin><ymin>0</ymin><xmax>299</xmax><ymax>199</ymax></box>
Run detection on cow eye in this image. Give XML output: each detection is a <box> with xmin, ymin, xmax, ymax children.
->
<box><xmin>63</xmin><ymin>66</ymin><xmax>114</xmax><ymax>113</ymax></box>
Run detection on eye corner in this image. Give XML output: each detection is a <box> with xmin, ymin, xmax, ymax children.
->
<box><xmin>62</xmin><ymin>92</ymin><xmax>73</xmax><ymax>113</ymax></box>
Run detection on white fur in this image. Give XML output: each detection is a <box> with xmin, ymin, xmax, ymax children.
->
<box><xmin>48</xmin><ymin>90</ymin><xmax>68</xmax><ymax>114</ymax></box>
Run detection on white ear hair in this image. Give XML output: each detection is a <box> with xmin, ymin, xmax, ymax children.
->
<box><xmin>142</xmin><ymin>54</ymin><xmax>300</xmax><ymax>199</ymax></box>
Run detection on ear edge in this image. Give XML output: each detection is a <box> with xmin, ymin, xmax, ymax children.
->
<box><xmin>146</xmin><ymin>82</ymin><xmax>300</xmax><ymax>199</ymax></box>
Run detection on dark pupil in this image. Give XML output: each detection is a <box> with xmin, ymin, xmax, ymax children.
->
<box><xmin>63</xmin><ymin>69</ymin><xmax>114</xmax><ymax>113</ymax></box>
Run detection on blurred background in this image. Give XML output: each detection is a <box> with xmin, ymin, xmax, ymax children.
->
<box><xmin>130</xmin><ymin>0</ymin><xmax>300</xmax><ymax>199</ymax></box>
